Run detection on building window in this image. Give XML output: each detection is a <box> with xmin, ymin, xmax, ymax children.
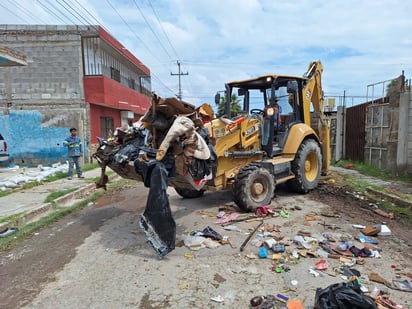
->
<box><xmin>110</xmin><ymin>67</ymin><xmax>120</xmax><ymax>82</ymax></box>
<box><xmin>128</xmin><ymin>78</ymin><xmax>135</xmax><ymax>90</ymax></box>
<box><xmin>100</xmin><ymin>117</ymin><xmax>114</xmax><ymax>139</ymax></box>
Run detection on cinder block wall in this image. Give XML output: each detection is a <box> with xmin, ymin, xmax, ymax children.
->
<box><xmin>0</xmin><ymin>25</ymin><xmax>93</xmax><ymax>165</ymax></box>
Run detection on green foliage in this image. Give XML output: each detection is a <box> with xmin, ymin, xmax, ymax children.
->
<box><xmin>44</xmin><ymin>188</ymin><xmax>78</xmax><ymax>203</ymax></box>
<box><xmin>336</xmin><ymin>160</ymin><xmax>412</xmax><ymax>182</ymax></box>
<box><xmin>0</xmin><ymin>188</ymin><xmax>106</xmax><ymax>251</ymax></box>
<box><xmin>336</xmin><ymin>161</ymin><xmax>412</xmax><ymax>225</ymax></box>
<box><xmin>217</xmin><ymin>94</ymin><xmax>242</xmax><ymax>117</ymax></box>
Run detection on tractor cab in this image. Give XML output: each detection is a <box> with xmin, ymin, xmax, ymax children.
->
<box><xmin>216</xmin><ymin>75</ymin><xmax>307</xmax><ymax>158</ymax></box>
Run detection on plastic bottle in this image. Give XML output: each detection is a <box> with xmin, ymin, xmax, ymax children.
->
<box><xmin>258</xmin><ymin>246</ymin><xmax>268</xmax><ymax>258</ymax></box>
<box><xmin>370</xmin><ymin>286</ymin><xmax>380</xmax><ymax>299</ymax></box>
<box><xmin>337</xmin><ymin>241</ymin><xmax>352</xmax><ymax>251</ymax></box>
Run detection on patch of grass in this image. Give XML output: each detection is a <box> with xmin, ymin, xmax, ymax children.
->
<box><xmin>0</xmin><ymin>189</ymin><xmax>106</xmax><ymax>251</ymax></box>
<box><xmin>341</xmin><ymin>174</ymin><xmax>412</xmax><ymax>225</ymax></box>
<box><xmin>44</xmin><ymin>188</ymin><xmax>78</xmax><ymax>203</ymax></box>
<box><xmin>374</xmin><ymin>199</ymin><xmax>412</xmax><ymax>225</ymax></box>
<box><xmin>335</xmin><ymin>160</ymin><xmax>412</xmax><ymax>182</ymax></box>
<box><xmin>0</xmin><ymin>177</ymin><xmax>133</xmax><ymax>251</ymax></box>
<box><xmin>0</xmin><ymin>213</ymin><xmax>22</xmax><ymax>224</ymax></box>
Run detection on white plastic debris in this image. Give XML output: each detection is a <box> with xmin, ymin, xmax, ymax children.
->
<box><xmin>223</xmin><ymin>225</ymin><xmax>242</xmax><ymax>232</ymax></box>
<box><xmin>210</xmin><ymin>295</ymin><xmax>224</xmax><ymax>303</ymax></box>
<box><xmin>378</xmin><ymin>225</ymin><xmax>391</xmax><ymax>236</ymax></box>
<box><xmin>309</xmin><ymin>268</ymin><xmax>320</xmax><ymax>277</ymax></box>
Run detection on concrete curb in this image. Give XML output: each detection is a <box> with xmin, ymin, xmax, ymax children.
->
<box><xmin>0</xmin><ymin>174</ymin><xmax>122</xmax><ymax>231</ymax></box>
<box><xmin>366</xmin><ymin>187</ymin><xmax>412</xmax><ymax>209</ymax></box>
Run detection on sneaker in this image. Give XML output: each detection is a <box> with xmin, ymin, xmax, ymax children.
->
<box><xmin>78</xmin><ymin>175</ymin><xmax>84</xmax><ymax>179</ymax></box>
<box><xmin>68</xmin><ymin>177</ymin><xmax>72</xmax><ymax>180</ymax></box>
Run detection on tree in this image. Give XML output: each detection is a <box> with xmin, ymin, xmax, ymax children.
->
<box><xmin>217</xmin><ymin>94</ymin><xmax>242</xmax><ymax>117</ymax></box>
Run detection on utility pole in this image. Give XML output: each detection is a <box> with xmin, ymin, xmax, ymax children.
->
<box><xmin>170</xmin><ymin>60</ymin><xmax>188</xmax><ymax>100</ymax></box>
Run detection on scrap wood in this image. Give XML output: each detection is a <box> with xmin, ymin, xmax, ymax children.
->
<box><xmin>245</xmin><ymin>217</ymin><xmax>264</xmax><ymax>223</ymax></box>
<box><xmin>320</xmin><ymin>210</ymin><xmax>341</xmax><ymax>218</ymax></box>
<box><xmin>240</xmin><ymin>221</ymin><xmax>264</xmax><ymax>252</ymax></box>
<box><xmin>221</xmin><ymin>215</ymin><xmax>257</xmax><ymax>226</ymax></box>
<box><xmin>373</xmin><ymin>208</ymin><xmax>394</xmax><ymax>219</ymax></box>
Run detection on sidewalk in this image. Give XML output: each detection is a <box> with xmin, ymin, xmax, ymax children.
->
<box><xmin>0</xmin><ymin>166</ymin><xmax>112</xmax><ymax>230</ymax></box>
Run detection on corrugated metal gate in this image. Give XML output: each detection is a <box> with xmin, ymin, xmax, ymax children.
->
<box><xmin>345</xmin><ymin>103</ymin><xmax>368</xmax><ymax>162</ymax></box>
<box><xmin>365</xmin><ymin>101</ymin><xmax>391</xmax><ymax>169</ymax></box>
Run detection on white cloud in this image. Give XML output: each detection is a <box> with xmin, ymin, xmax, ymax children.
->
<box><xmin>1</xmin><ymin>0</ymin><xmax>411</xmax><ymax>107</ymax></box>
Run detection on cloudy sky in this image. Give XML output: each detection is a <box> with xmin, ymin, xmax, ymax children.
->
<box><xmin>1</xmin><ymin>0</ymin><xmax>411</xmax><ymax>107</ymax></box>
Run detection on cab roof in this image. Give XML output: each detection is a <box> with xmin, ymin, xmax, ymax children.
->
<box><xmin>226</xmin><ymin>74</ymin><xmax>308</xmax><ymax>89</ymax></box>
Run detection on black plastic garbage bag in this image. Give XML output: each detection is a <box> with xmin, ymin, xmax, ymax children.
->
<box><xmin>314</xmin><ymin>281</ymin><xmax>376</xmax><ymax>309</ymax></box>
<box><xmin>139</xmin><ymin>161</ymin><xmax>176</xmax><ymax>258</ymax></box>
<box><xmin>191</xmin><ymin>226</ymin><xmax>223</xmax><ymax>241</ymax></box>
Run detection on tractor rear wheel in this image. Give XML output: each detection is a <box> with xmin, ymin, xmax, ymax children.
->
<box><xmin>233</xmin><ymin>164</ymin><xmax>275</xmax><ymax>212</ymax></box>
<box><xmin>174</xmin><ymin>187</ymin><xmax>205</xmax><ymax>199</ymax></box>
<box><xmin>288</xmin><ymin>138</ymin><xmax>322</xmax><ymax>193</ymax></box>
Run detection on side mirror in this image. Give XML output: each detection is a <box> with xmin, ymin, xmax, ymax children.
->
<box><xmin>287</xmin><ymin>80</ymin><xmax>298</xmax><ymax>93</ymax></box>
<box><xmin>214</xmin><ymin>92</ymin><xmax>221</xmax><ymax>104</ymax></box>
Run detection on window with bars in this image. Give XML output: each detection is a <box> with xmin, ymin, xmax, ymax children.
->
<box><xmin>82</xmin><ymin>37</ymin><xmax>151</xmax><ymax>96</ymax></box>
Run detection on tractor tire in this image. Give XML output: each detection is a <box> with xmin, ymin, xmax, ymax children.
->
<box><xmin>233</xmin><ymin>164</ymin><xmax>275</xmax><ymax>212</ymax></box>
<box><xmin>288</xmin><ymin>138</ymin><xmax>322</xmax><ymax>193</ymax></box>
<box><xmin>174</xmin><ymin>187</ymin><xmax>205</xmax><ymax>199</ymax></box>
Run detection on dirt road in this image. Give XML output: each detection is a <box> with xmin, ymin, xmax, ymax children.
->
<box><xmin>0</xmin><ymin>178</ymin><xmax>411</xmax><ymax>309</ymax></box>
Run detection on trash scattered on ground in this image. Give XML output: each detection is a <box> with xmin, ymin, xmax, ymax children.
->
<box><xmin>210</xmin><ymin>295</ymin><xmax>224</xmax><ymax>303</ymax></box>
<box><xmin>0</xmin><ymin>227</ymin><xmax>18</xmax><ymax>237</ymax></box>
<box><xmin>0</xmin><ymin>163</ymin><xmax>68</xmax><ymax>191</ymax></box>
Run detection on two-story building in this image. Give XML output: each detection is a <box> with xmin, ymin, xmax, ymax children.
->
<box><xmin>0</xmin><ymin>24</ymin><xmax>151</xmax><ymax>165</ymax></box>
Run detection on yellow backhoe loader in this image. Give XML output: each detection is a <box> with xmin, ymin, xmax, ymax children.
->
<box><xmin>169</xmin><ymin>60</ymin><xmax>330</xmax><ymax>211</ymax></box>
<box><xmin>94</xmin><ymin>60</ymin><xmax>330</xmax><ymax>212</ymax></box>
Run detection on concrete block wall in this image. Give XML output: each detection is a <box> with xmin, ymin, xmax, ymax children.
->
<box><xmin>0</xmin><ymin>26</ymin><xmax>87</xmax><ymax>103</ymax></box>
<box><xmin>0</xmin><ymin>25</ymin><xmax>94</xmax><ymax>165</ymax></box>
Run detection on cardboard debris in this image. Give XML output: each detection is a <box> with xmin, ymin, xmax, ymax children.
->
<box><xmin>360</xmin><ymin>225</ymin><xmax>380</xmax><ymax>236</ymax></box>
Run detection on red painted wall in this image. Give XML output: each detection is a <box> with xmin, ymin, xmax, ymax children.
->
<box><xmin>84</xmin><ymin>76</ymin><xmax>150</xmax><ymax>114</ymax></box>
<box><xmin>89</xmin><ymin>104</ymin><xmax>121</xmax><ymax>143</ymax></box>
<box><xmin>84</xmin><ymin>76</ymin><xmax>151</xmax><ymax>144</ymax></box>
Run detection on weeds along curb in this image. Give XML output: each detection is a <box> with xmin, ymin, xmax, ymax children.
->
<box><xmin>366</xmin><ymin>187</ymin><xmax>412</xmax><ymax>209</ymax></box>
<box><xmin>0</xmin><ymin>174</ymin><xmax>122</xmax><ymax>231</ymax></box>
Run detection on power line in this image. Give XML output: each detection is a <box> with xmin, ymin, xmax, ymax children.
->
<box><xmin>147</xmin><ymin>0</ymin><xmax>179</xmax><ymax>60</ymax></box>
<box><xmin>0</xmin><ymin>2</ymin><xmax>30</xmax><ymax>23</ymax></box>
<box><xmin>39</xmin><ymin>0</ymin><xmax>76</xmax><ymax>24</ymax></box>
<box><xmin>132</xmin><ymin>0</ymin><xmax>173</xmax><ymax>61</ymax></box>
<box><xmin>57</xmin><ymin>0</ymin><xmax>92</xmax><ymax>26</ymax></box>
<box><xmin>6</xmin><ymin>0</ymin><xmax>45</xmax><ymax>24</ymax></box>
<box><xmin>74</xmin><ymin>0</ymin><xmax>104</xmax><ymax>27</ymax></box>
<box><xmin>105</xmin><ymin>0</ymin><xmax>163</xmax><ymax>65</ymax></box>
<box><xmin>56</xmin><ymin>0</ymin><xmax>101</xmax><ymax>33</ymax></box>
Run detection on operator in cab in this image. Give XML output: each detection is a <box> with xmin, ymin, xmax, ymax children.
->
<box><xmin>266</xmin><ymin>97</ymin><xmax>282</xmax><ymax>132</ymax></box>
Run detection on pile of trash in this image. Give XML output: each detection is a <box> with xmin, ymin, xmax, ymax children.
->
<box><xmin>0</xmin><ymin>163</ymin><xmax>68</xmax><ymax>192</ymax></box>
<box><xmin>178</xmin><ymin>205</ymin><xmax>410</xmax><ymax>309</ymax></box>
<box><xmin>93</xmin><ymin>95</ymin><xmax>216</xmax><ymax>258</ymax></box>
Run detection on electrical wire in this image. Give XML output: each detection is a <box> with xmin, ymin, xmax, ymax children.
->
<box><xmin>147</xmin><ymin>0</ymin><xmax>179</xmax><ymax>60</ymax></box>
<box><xmin>0</xmin><ymin>2</ymin><xmax>30</xmax><ymax>23</ymax></box>
<box><xmin>38</xmin><ymin>0</ymin><xmax>76</xmax><ymax>24</ymax></box>
<box><xmin>132</xmin><ymin>0</ymin><xmax>173</xmax><ymax>61</ymax></box>
<box><xmin>74</xmin><ymin>0</ymin><xmax>104</xmax><ymax>27</ymax></box>
<box><xmin>6</xmin><ymin>0</ymin><xmax>45</xmax><ymax>24</ymax></box>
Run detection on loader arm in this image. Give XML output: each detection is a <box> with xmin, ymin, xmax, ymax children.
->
<box><xmin>302</xmin><ymin>60</ymin><xmax>330</xmax><ymax>174</ymax></box>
